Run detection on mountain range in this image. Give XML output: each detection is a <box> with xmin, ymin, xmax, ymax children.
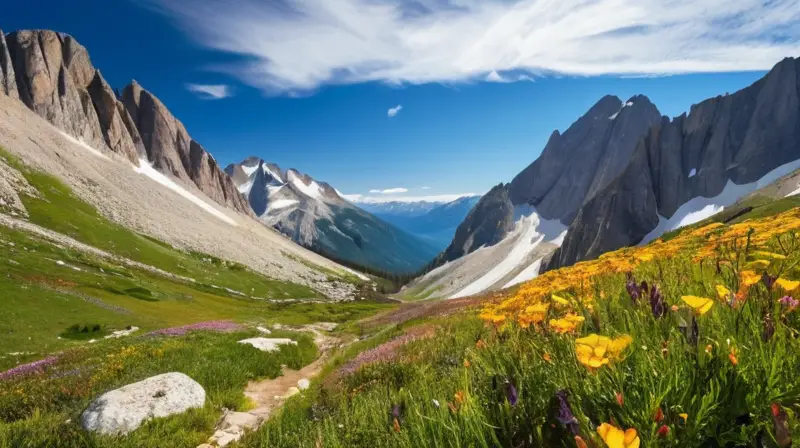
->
<box><xmin>406</xmin><ymin>57</ymin><xmax>800</xmax><ymax>299</ymax></box>
<box><xmin>0</xmin><ymin>28</ymin><xmax>438</xmax><ymax>276</ymax></box>
<box><xmin>357</xmin><ymin>196</ymin><xmax>481</xmax><ymax>251</ymax></box>
<box><xmin>225</xmin><ymin>157</ymin><xmax>438</xmax><ymax>273</ymax></box>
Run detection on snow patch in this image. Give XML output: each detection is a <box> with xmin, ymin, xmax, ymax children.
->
<box><xmin>268</xmin><ymin>199</ymin><xmax>299</xmax><ymax>211</ymax></box>
<box><xmin>287</xmin><ymin>171</ymin><xmax>323</xmax><ymax>200</ymax></box>
<box><xmin>641</xmin><ymin>158</ymin><xmax>800</xmax><ymax>244</ymax></box>
<box><xmin>609</xmin><ymin>101</ymin><xmax>634</xmax><ymax>120</ymax></box>
<box><xmin>263</xmin><ymin>165</ymin><xmax>283</xmax><ymax>182</ymax></box>
<box><xmin>58</xmin><ymin>131</ymin><xmax>110</xmax><ymax>160</ymax></box>
<box><xmin>237</xmin><ymin>180</ymin><xmax>254</xmax><ymax>194</ymax></box>
<box><xmin>133</xmin><ymin>159</ymin><xmax>238</xmax><ymax>226</ymax></box>
<box><xmin>689</xmin><ymin>168</ymin><xmax>697</xmax><ymax>177</ymax></box>
<box><xmin>105</xmin><ymin>327</ymin><xmax>140</xmax><ymax>339</ymax></box>
<box><xmin>241</xmin><ymin>164</ymin><xmax>260</xmax><ymax>177</ymax></box>
<box><xmin>503</xmin><ymin>258</ymin><xmax>543</xmax><ymax>289</ymax></box>
<box><xmin>450</xmin><ymin>206</ymin><xmax>566</xmax><ymax>299</ymax></box>
<box><xmin>786</xmin><ymin>183</ymin><xmax>800</xmax><ymax>197</ymax></box>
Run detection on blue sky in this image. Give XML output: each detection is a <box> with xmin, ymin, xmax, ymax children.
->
<box><xmin>4</xmin><ymin>0</ymin><xmax>798</xmax><ymax>202</ymax></box>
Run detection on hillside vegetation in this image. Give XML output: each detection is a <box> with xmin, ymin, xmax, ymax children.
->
<box><xmin>242</xmin><ymin>206</ymin><xmax>800</xmax><ymax>447</ymax></box>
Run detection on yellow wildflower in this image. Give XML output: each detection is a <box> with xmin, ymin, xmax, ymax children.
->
<box><xmin>575</xmin><ymin>334</ymin><xmax>632</xmax><ymax>370</ymax></box>
<box><xmin>715</xmin><ymin>284</ymin><xmax>731</xmax><ymax>301</ymax></box>
<box><xmin>681</xmin><ymin>296</ymin><xmax>714</xmax><ymax>316</ymax></box>
<box><xmin>740</xmin><ymin>270</ymin><xmax>761</xmax><ymax>287</ymax></box>
<box><xmin>597</xmin><ymin>423</ymin><xmax>640</xmax><ymax>448</ymax></box>
<box><xmin>776</xmin><ymin>278</ymin><xmax>800</xmax><ymax>292</ymax></box>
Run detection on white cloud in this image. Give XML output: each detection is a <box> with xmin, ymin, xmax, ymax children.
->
<box><xmin>369</xmin><ymin>187</ymin><xmax>409</xmax><ymax>194</ymax></box>
<box><xmin>150</xmin><ymin>0</ymin><xmax>800</xmax><ymax>94</ymax></box>
<box><xmin>486</xmin><ymin>70</ymin><xmax>510</xmax><ymax>83</ymax></box>
<box><xmin>185</xmin><ymin>83</ymin><xmax>233</xmax><ymax>99</ymax></box>
<box><xmin>343</xmin><ymin>193</ymin><xmax>479</xmax><ymax>204</ymax></box>
<box><xmin>387</xmin><ymin>105</ymin><xmax>403</xmax><ymax>118</ymax></box>
<box><xmin>422</xmin><ymin>186</ymin><xmax>431</xmax><ymax>190</ymax></box>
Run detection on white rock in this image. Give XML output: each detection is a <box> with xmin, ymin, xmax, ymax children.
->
<box><xmin>81</xmin><ymin>372</ymin><xmax>206</xmax><ymax>435</ymax></box>
<box><xmin>297</xmin><ymin>379</ymin><xmax>310</xmax><ymax>390</ymax></box>
<box><xmin>104</xmin><ymin>327</ymin><xmax>140</xmax><ymax>339</ymax></box>
<box><xmin>285</xmin><ymin>387</ymin><xmax>300</xmax><ymax>398</ymax></box>
<box><xmin>238</xmin><ymin>337</ymin><xmax>297</xmax><ymax>352</ymax></box>
<box><xmin>219</xmin><ymin>411</ymin><xmax>260</xmax><ymax>430</ymax></box>
<box><xmin>256</xmin><ymin>326</ymin><xmax>272</xmax><ymax>334</ymax></box>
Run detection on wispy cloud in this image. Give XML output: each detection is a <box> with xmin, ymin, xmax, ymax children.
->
<box><xmin>149</xmin><ymin>0</ymin><xmax>800</xmax><ymax>95</ymax></box>
<box><xmin>344</xmin><ymin>193</ymin><xmax>479</xmax><ymax>204</ymax></box>
<box><xmin>369</xmin><ymin>187</ymin><xmax>409</xmax><ymax>194</ymax></box>
<box><xmin>387</xmin><ymin>105</ymin><xmax>403</xmax><ymax>118</ymax></box>
<box><xmin>422</xmin><ymin>186</ymin><xmax>431</xmax><ymax>190</ymax></box>
<box><xmin>185</xmin><ymin>83</ymin><xmax>233</xmax><ymax>99</ymax></box>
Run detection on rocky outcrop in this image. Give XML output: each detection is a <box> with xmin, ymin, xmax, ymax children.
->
<box><xmin>87</xmin><ymin>71</ymin><xmax>142</xmax><ymax>163</ymax></box>
<box><xmin>433</xmin><ymin>184</ymin><xmax>514</xmax><ymax>265</ymax></box>
<box><xmin>6</xmin><ymin>30</ymin><xmax>106</xmax><ymax>150</ymax></box>
<box><xmin>509</xmin><ymin>95</ymin><xmax>662</xmax><ymax>223</ymax></box>
<box><xmin>122</xmin><ymin>81</ymin><xmax>252</xmax><ymax>215</ymax></box>
<box><xmin>81</xmin><ymin>372</ymin><xmax>206</xmax><ymax>435</ymax></box>
<box><xmin>549</xmin><ymin>57</ymin><xmax>800</xmax><ymax>269</ymax></box>
<box><xmin>4</xmin><ymin>30</ymin><xmax>145</xmax><ymax>164</ymax></box>
<box><xmin>0</xmin><ymin>30</ymin><xmax>18</xmax><ymax>98</ymax></box>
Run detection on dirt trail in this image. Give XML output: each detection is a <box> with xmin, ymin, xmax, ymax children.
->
<box><xmin>199</xmin><ymin>324</ymin><xmax>341</xmax><ymax>448</ymax></box>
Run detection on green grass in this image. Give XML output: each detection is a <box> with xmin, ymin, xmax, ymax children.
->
<box><xmin>240</xmin><ymin>219</ymin><xmax>800</xmax><ymax>447</ymax></box>
<box><xmin>0</xmin><ymin>329</ymin><xmax>318</xmax><ymax>447</ymax></box>
<box><xmin>0</xmin><ymin>147</ymin><xmax>321</xmax><ymax>300</ymax></box>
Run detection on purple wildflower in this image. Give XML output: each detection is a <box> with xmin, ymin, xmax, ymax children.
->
<box><xmin>145</xmin><ymin>320</ymin><xmax>243</xmax><ymax>337</ymax></box>
<box><xmin>779</xmin><ymin>296</ymin><xmax>799</xmax><ymax>308</ymax></box>
<box><xmin>626</xmin><ymin>273</ymin><xmax>641</xmax><ymax>304</ymax></box>
<box><xmin>0</xmin><ymin>356</ymin><xmax>59</xmax><ymax>381</ymax></box>
<box><xmin>555</xmin><ymin>390</ymin><xmax>579</xmax><ymax>435</ymax></box>
<box><xmin>764</xmin><ymin>313</ymin><xmax>775</xmax><ymax>342</ymax></box>
<box><xmin>506</xmin><ymin>382</ymin><xmax>518</xmax><ymax>406</ymax></box>
<box><xmin>649</xmin><ymin>285</ymin><xmax>666</xmax><ymax>318</ymax></box>
<box><xmin>763</xmin><ymin>273</ymin><xmax>777</xmax><ymax>290</ymax></box>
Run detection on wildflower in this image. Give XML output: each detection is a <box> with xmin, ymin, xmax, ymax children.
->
<box><xmin>555</xmin><ymin>390</ymin><xmax>579</xmax><ymax>434</ymax></box>
<box><xmin>657</xmin><ymin>425</ymin><xmax>670</xmax><ymax>438</ymax></box>
<box><xmin>550</xmin><ymin>316</ymin><xmax>582</xmax><ymax>334</ymax></box>
<box><xmin>764</xmin><ymin>313</ymin><xmax>775</xmax><ymax>342</ymax></box>
<box><xmin>729</xmin><ymin>347</ymin><xmax>738</xmax><ymax>366</ymax></box>
<box><xmin>679</xmin><ymin>413</ymin><xmax>688</xmax><ymax>423</ymax></box>
<box><xmin>771</xmin><ymin>403</ymin><xmax>792</xmax><ymax>447</ymax></box>
<box><xmin>505</xmin><ymin>383</ymin><xmax>518</xmax><ymax>406</ymax></box>
<box><xmin>776</xmin><ymin>278</ymin><xmax>800</xmax><ymax>292</ymax></box>
<box><xmin>670</xmin><ymin>305</ymin><xmax>679</xmax><ymax>312</ymax></box>
<box><xmin>543</xmin><ymin>352</ymin><xmax>552</xmax><ymax>362</ymax></box>
<box><xmin>597</xmin><ymin>423</ymin><xmax>640</xmax><ymax>448</ymax></box>
<box><xmin>447</xmin><ymin>402</ymin><xmax>457</xmax><ymax>413</ymax></box>
<box><xmin>393</xmin><ymin>417</ymin><xmax>401</xmax><ymax>433</ymax></box>
<box><xmin>575</xmin><ymin>334</ymin><xmax>632</xmax><ymax>370</ymax></box>
<box><xmin>454</xmin><ymin>391</ymin><xmax>465</xmax><ymax>404</ymax></box>
<box><xmin>463</xmin><ymin>359</ymin><xmax>471</xmax><ymax>368</ymax></box>
<box><xmin>763</xmin><ymin>273</ymin><xmax>778</xmax><ymax>290</ymax></box>
<box><xmin>653</xmin><ymin>407</ymin><xmax>664</xmax><ymax>423</ymax></box>
<box><xmin>475</xmin><ymin>339</ymin><xmax>488</xmax><ymax>349</ymax></box>
<box><xmin>740</xmin><ymin>270</ymin><xmax>761</xmax><ymax>287</ymax></box>
<box><xmin>552</xmin><ymin>294</ymin><xmax>570</xmax><ymax>306</ymax></box>
<box><xmin>646</xmin><ymin>284</ymin><xmax>665</xmax><ymax>318</ymax></box>
<box><xmin>681</xmin><ymin>296</ymin><xmax>714</xmax><ymax>316</ymax></box>
<box><xmin>625</xmin><ymin>273</ymin><xmax>641</xmax><ymax>304</ymax></box>
<box><xmin>432</xmin><ymin>399</ymin><xmax>440</xmax><ymax>408</ymax></box>
<box><xmin>705</xmin><ymin>344</ymin><xmax>713</xmax><ymax>354</ymax></box>
<box><xmin>575</xmin><ymin>435</ymin><xmax>589</xmax><ymax>448</ymax></box>
<box><xmin>754</xmin><ymin>251</ymin><xmax>787</xmax><ymax>260</ymax></box>
<box><xmin>615</xmin><ymin>392</ymin><xmax>624</xmax><ymax>407</ymax></box>
<box><xmin>716</xmin><ymin>284</ymin><xmax>732</xmax><ymax>301</ymax></box>
<box><xmin>779</xmin><ymin>296</ymin><xmax>799</xmax><ymax>309</ymax></box>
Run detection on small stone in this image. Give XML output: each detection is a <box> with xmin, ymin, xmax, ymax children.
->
<box><xmin>297</xmin><ymin>379</ymin><xmax>310</xmax><ymax>390</ymax></box>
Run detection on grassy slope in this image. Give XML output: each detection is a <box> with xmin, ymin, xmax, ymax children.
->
<box><xmin>0</xmin><ymin>329</ymin><xmax>317</xmax><ymax>448</ymax></box>
<box><xmin>240</xmin><ymin>205</ymin><xmax>800</xmax><ymax>448</ymax></box>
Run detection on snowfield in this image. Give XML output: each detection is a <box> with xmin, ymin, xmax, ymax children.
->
<box><xmin>641</xmin><ymin>159</ymin><xmax>800</xmax><ymax>244</ymax></box>
<box><xmin>133</xmin><ymin>159</ymin><xmax>238</xmax><ymax>226</ymax></box>
<box><xmin>450</xmin><ymin>206</ymin><xmax>566</xmax><ymax>299</ymax></box>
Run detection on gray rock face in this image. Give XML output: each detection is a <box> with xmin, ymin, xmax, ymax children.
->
<box><xmin>87</xmin><ymin>71</ymin><xmax>142</xmax><ymax>163</ymax></box>
<box><xmin>0</xmin><ymin>30</ymin><xmax>18</xmax><ymax>98</ymax></box>
<box><xmin>433</xmin><ymin>184</ymin><xmax>514</xmax><ymax>265</ymax></box>
<box><xmin>550</xmin><ymin>57</ymin><xmax>800</xmax><ymax>269</ymax></box>
<box><xmin>509</xmin><ymin>95</ymin><xmax>662</xmax><ymax>223</ymax></box>
<box><xmin>122</xmin><ymin>81</ymin><xmax>252</xmax><ymax>215</ymax></box>
<box><xmin>6</xmin><ymin>30</ymin><xmax>107</xmax><ymax>151</ymax></box>
<box><xmin>81</xmin><ymin>372</ymin><xmax>206</xmax><ymax>435</ymax></box>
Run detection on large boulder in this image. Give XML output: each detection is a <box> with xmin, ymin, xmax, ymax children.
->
<box><xmin>81</xmin><ymin>372</ymin><xmax>206</xmax><ymax>435</ymax></box>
